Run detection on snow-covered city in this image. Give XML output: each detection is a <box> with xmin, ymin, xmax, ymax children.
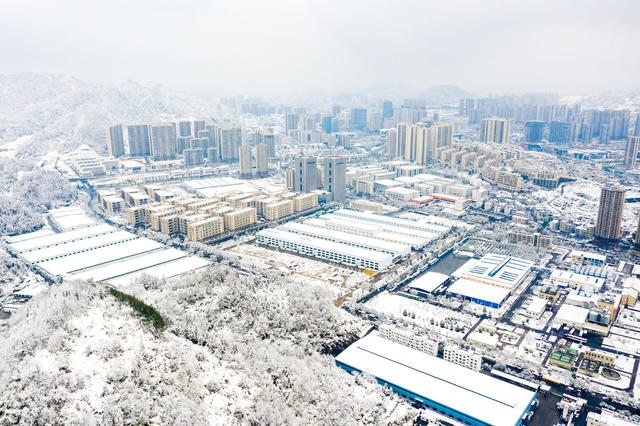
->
<box><xmin>2</xmin><ymin>2</ymin><xmax>640</xmax><ymax>425</ymax></box>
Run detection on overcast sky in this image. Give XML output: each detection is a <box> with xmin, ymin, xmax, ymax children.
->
<box><xmin>1</xmin><ymin>0</ymin><xmax>639</xmax><ymax>96</ymax></box>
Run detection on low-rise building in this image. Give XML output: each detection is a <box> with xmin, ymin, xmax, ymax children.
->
<box><xmin>223</xmin><ymin>207</ymin><xmax>257</xmax><ymax>231</ymax></box>
<box><xmin>187</xmin><ymin>216</ymin><xmax>224</xmax><ymax>242</ymax></box>
<box><xmin>264</xmin><ymin>199</ymin><xmax>294</xmax><ymax>221</ymax></box>
<box><xmin>443</xmin><ymin>344</ymin><xmax>482</xmax><ymax>371</ymax></box>
<box><xmin>377</xmin><ymin>325</ymin><xmax>440</xmax><ymax>356</ymax></box>
<box><xmin>293</xmin><ymin>193</ymin><xmax>318</xmax><ymax>212</ymax></box>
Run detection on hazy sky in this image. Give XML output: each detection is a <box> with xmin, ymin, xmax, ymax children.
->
<box><xmin>1</xmin><ymin>0</ymin><xmax>639</xmax><ymax>96</ymax></box>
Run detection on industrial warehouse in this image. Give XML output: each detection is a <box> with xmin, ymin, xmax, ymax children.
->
<box><xmin>257</xmin><ymin>208</ymin><xmax>451</xmax><ymax>270</ymax></box>
<box><xmin>336</xmin><ymin>333</ymin><xmax>537</xmax><ymax>426</ymax></box>
<box><xmin>6</xmin><ymin>210</ymin><xmax>208</xmax><ymax>287</ymax></box>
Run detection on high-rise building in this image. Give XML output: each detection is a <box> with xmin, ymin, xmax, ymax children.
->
<box><xmin>480</xmin><ymin>118</ymin><xmax>511</xmax><ymax>144</ymax></box>
<box><xmin>401</xmin><ymin>122</ymin><xmax>453</xmax><ymax>164</ymax></box>
<box><xmin>127</xmin><ymin>124</ymin><xmax>151</xmax><ymax>157</ymax></box>
<box><xmin>524</xmin><ymin>121</ymin><xmax>545</xmax><ymax>142</ymax></box>
<box><xmin>255</xmin><ymin>144</ymin><xmax>268</xmax><ymax>178</ymax></box>
<box><xmin>321</xmin><ymin>116</ymin><xmax>339</xmax><ymax>133</ymax></box>
<box><xmin>255</xmin><ymin>128</ymin><xmax>276</xmax><ymax>157</ymax></box>
<box><xmin>396</xmin><ymin>123</ymin><xmax>408</xmax><ymax>158</ymax></box>
<box><xmin>350</xmin><ymin>108</ymin><xmax>367</xmax><ymax>130</ymax></box>
<box><xmin>595</xmin><ymin>186</ymin><xmax>626</xmax><ymax>241</ymax></box>
<box><xmin>183</xmin><ymin>148</ymin><xmax>204</xmax><ymax>167</ymax></box>
<box><xmin>635</xmin><ymin>217</ymin><xmax>640</xmax><ymax>247</ymax></box>
<box><xmin>548</xmin><ymin>121</ymin><xmax>570</xmax><ymax>143</ymax></box>
<box><xmin>324</xmin><ymin>156</ymin><xmax>346</xmax><ymax>202</ymax></box>
<box><xmin>106</xmin><ymin>124</ymin><xmax>125</xmax><ymax>158</ymax></box>
<box><xmin>216</xmin><ymin>124</ymin><xmax>242</xmax><ymax>162</ymax></box>
<box><xmin>192</xmin><ymin>120</ymin><xmax>205</xmax><ymax>138</ymax></box>
<box><xmin>176</xmin><ymin>136</ymin><xmax>191</xmax><ymax>155</ymax></box>
<box><xmin>634</xmin><ymin>114</ymin><xmax>640</xmax><ymax>137</ymax></box>
<box><xmin>238</xmin><ymin>145</ymin><xmax>252</xmax><ymax>179</ymax></box>
<box><xmin>293</xmin><ymin>156</ymin><xmax>317</xmax><ymax>193</ymax></box>
<box><xmin>368</xmin><ymin>112</ymin><xmax>383</xmax><ymax>132</ymax></box>
<box><xmin>382</xmin><ymin>101</ymin><xmax>393</xmax><ymax>119</ymax></box>
<box><xmin>150</xmin><ymin>124</ymin><xmax>177</xmax><ymax>160</ymax></box>
<box><xmin>285</xmin><ymin>113</ymin><xmax>299</xmax><ymax>135</ymax></box>
<box><xmin>178</xmin><ymin>121</ymin><xmax>192</xmax><ymax>137</ymax></box>
<box><xmin>387</xmin><ymin>129</ymin><xmax>398</xmax><ymax>158</ymax></box>
<box><xmin>624</xmin><ymin>136</ymin><xmax>640</xmax><ymax>168</ymax></box>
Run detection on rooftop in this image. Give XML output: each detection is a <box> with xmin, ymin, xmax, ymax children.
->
<box><xmin>336</xmin><ymin>334</ymin><xmax>535</xmax><ymax>426</ymax></box>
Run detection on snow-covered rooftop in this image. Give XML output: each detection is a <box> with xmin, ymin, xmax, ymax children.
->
<box><xmin>336</xmin><ymin>333</ymin><xmax>535</xmax><ymax>426</ymax></box>
<box><xmin>408</xmin><ymin>271</ymin><xmax>449</xmax><ymax>293</ymax></box>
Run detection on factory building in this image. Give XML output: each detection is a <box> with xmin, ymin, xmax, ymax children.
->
<box><xmin>336</xmin><ymin>334</ymin><xmax>537</xmax><ymax>426</ymax></box>
<box><xmin>257</xmin><ymin>228</ymin><xmax>392</xmax><ymax>271</ymax></box>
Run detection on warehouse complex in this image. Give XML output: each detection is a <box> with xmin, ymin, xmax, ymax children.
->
<box><xmin>257</xmin><ymin>208</ymin><xmax>450</xmax><ymax>270</ymax></box>
<box><xmin>6</xmin><ymin>211</ymin><xmax>208</xmax><ymax>287</ymax></box>
<box><xmin>336</xmin><ymin>333</ymin><xmax>537</xmax><ymax>426</ymax></box>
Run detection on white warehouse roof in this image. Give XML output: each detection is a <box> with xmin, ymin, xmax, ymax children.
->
<box><xmin>447</xmin><ymin>278</ymin><xmax>511</xmax><ymax>305</ymax></box>
<box><xmin>280</xmin><ymin>222</ymin><xmax>410</xmax><ymax>258</ymax></box>
<box><xmin>462</xmin><ymin>253</ymin><xmax>533</xmax><ymax>289</ymax></box>
<box><xmin>408</xmin><ymin>271</ymin><xmax>449</xmax><ymax>293</ymax></box>
<box><xmin>336</xmin><ymin>334</ymin><xmax>536</xmax><ymax>426</ymax></box>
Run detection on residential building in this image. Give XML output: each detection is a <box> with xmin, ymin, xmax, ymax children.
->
<box><xmin>595</xmin><ymin>186</ymin><xmax>625</xmax><ymax>241</ymax></box>
<box><xmin>480</xmin><ymin>118</ymin><xmax>511</xmax><ymax>144</ymax></box>
<box><xmin>106</xmin><ymin>124</ymin><xmax>125</xmax><ymax>158</ymax></box>
<box><xmin>127</xmin><ymin>124</ymin><xmax>151</xmax><ymax>157</ymax></box>
<box><xmin>238</xmin><ymin>145</ymin><xmax>252</xmax><ymax>179</ymax></box>
<box><xmin>255</xmin><ymin>143</ymin><xmax>268</xmax><ymax>177</ymax></box>
<box><xmin>624</xmin><ymin>136</ymin><xmax>639</xmax><ymax>168</ymax></box>
<box><xmin>150</xmin><ymin>124</ymin><xmax>177</xmax><ymax>160</ymax></box>
<box><xmin>187</xmin><ymin>216</ymin><xmax>224</xmax><ymax>242</ymax></box>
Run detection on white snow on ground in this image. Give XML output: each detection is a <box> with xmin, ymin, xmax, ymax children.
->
<box><xmin>366</xmin><ymin>292</ymin><xmax>476</xmax><ymax>338</ymax></box>
<box><xmin>228</xmin><ymin>243</ymin><xmax>369</xmax><ymax>298</ymax></box>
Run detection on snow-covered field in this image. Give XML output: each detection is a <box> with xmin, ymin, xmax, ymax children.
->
<box><xmin>228</xmin><ymin>243</ymin><xmax>369</xmax><ymax>298</ymax></box>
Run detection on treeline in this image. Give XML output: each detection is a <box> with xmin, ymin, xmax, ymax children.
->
<box><xmin>109</xmin><ymin>287</ymin><xmax>166</xmax><ymax>333</ymax></box>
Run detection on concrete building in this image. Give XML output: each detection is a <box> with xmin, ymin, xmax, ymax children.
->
<box><xmin>377</xmin><ymin>325</ymin><xmax>440</xmax><ymax>356</ymax></box>
<box><xmin>255</xmin><ymin>143</ymin><xmax>268</xmax><ymax>177</ymax></box>
<box><xmin>264</xmin><ymin>199</ymin><xmax>293</xmax><ymax>221</ymax></box>
<box><xmin>507</xmin><ymin>230</ymin><xmax>552</xmax><ymax>249</ymax></box>
<box><xmin>150</xmin><ymin>124</ymin><xmax>177</xmax><ymax>160</ymax></box>
<box><xmin>183</xmin><ymin>148</ymin><xmax>204</xmax><ymax>167</ymax></box>
<box><xmin>238</xmin><ymin>145</ymin><xmax>252</xmax><ymax>179</ymax></box>
<box><xmin>106</xmin><ymin>124</ymin><xmax>125</xmax><ymax>158</ymax></box>
<box><xmin>178</xmin><ymin>120</ymin><xmax>192</xmax><ymax>137</ymax></box>
<box><xmin>524</xmin><ymin>121</ymin><xmax>545</xmax><ymax>142</ymax></box>
<box><xmin>350</xmin><ymin>199</ymin><xmax>384</xmax><ymax>213</ymax></box>
<box><xmin>187</xmin><ymin>216</ymin><xmax>224</xmax><ymax>241</ymax></box>
<box><xmin>323</xmin><ymin>156</ymin><xmax>346</xmax><ymax>202</ymax></box>
<box><xmin>285</xmin><ymin>113</ymin><xmax>299</xmax><ymax>135</ymax></box>
<box><xmin>595</xmin><ymin>186</ymin><xmax>626</xmax><ymax>241</ymax></box>
<box><xmin>293</xmin><ymin>156</ymin><xmax>318</xmax><ymax>193</ymax></box>
<box><xmin>223</xmin><ymin>207</ymin><xmax>257</xmax><ymax>231</ymax></box>
<box><xmin>127</xmin><ymin>124</ymin><xmax>151</xmax><ymax>157</ymax></box>
<box><xmin>216</xmin><ymin>124</ymin><xmax>242</xmax><ymax>162</ymax></box>
<box><xmin>480</xmin><ymin>118</ymin><xmax>511</xmax><ymax>144</ymax></box>
<box><xmin>624</xmin><ymin>136</ymin><xmax>639</xmax><ymax>168</ymax></box>
<box><xmin>587</xmin><ymin>410</ymin><xmax>638</xmax><ymax>426</ymax></box>
<box><xmin>443</xmin><ymin>344</ymin><xmax>482</xmax><ymax>371</ymax></box>
<box><xmin>293</xmin><ymin>193</ymin><xmax>318</xmax><ymax>212</ymax></box>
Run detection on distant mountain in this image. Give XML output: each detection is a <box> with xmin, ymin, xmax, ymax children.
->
<box><xmin>560</xmin><ymin>91</ymin><xmax>640</xmax><ymax>110</ymax></box>
<box><xmin>0</xmin><ymin>73</ymin><xmax>220</xmax><ymax>155</ymax></box>
<box><xmin>419</xmin><ymin>85</ymin><xmax>474</xmax><ymax>106</ymax></box>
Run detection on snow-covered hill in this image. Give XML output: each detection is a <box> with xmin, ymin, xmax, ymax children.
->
<box><xmin>0</xmin><ymin>73</ymin><xmax>221</xmax><ymax>155</ymax></box>
<box><xmin>0</xmin><ymin>268</ymin><xmax>417</xmax><ymax>424</ymax></box>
